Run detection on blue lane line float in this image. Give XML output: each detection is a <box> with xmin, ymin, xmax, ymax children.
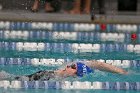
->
<box><xmin>0</xmin><ymin>81</ymin><xmax>139</xmax><ymax>90</ymax></box>
<box><xmin>0</xmin><ymin>21</ymin><xmax>139</xmax><ymax>32</ymax></box>
<box><xmin>1</xmin><ymin>42</ymin><xmax>140</xmax><ymax>53</ymax></box>
<box><xmin>0</xmin><ymin>58</ymin><xmax>140</xmax><ymax>68</ymax></box>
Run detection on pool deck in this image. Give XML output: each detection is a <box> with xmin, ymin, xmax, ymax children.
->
<box><xmin>0</xmin><ymin>10</ymin><xmax>140</xmax><ymax>24</ymax></box>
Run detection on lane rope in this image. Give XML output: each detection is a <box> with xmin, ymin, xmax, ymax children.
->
<box><xmin>0</xmin><ymin>80</ymin><xmax>139</xmax><ymax>90</ymax></box>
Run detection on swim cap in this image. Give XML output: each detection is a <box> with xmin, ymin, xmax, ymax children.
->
<box><xmin>76</xmin><ymin>62</ymin><xmax>93</xmax><ymax>77</ymax></box>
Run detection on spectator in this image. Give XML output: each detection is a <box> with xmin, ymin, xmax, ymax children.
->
<box><xmin>31</xmin><ymin>0</ymin><xmax>61</xmax><ymax>12</ymax></box>
<box><xmin>69</xmin><ymin>0</ymin><xmax>91</xmax><ymax>14</ymax></box>
<box><xmin>0</xmin><ymin>4</ymin><xmax>2</xmax><ymax>10</ymax></box>
<box><xmin>97</xmin><ymin>0</ymin><xmax>105</xmax><ymax>14</ymax></box>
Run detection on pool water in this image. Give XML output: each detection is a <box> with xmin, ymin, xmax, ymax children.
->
<box><xmin>0</xmin><ymin>89</ymin><xmax>139</xmax><ymax>93</ymax></box>
<box><xmin>0</xmin><ymin>22</ymin><xmax>140</xmax><ymax>93</ymax></box>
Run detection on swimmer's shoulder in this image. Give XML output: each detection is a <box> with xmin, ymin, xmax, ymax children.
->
<box><xmin>82</xmin><ymin>60</ymin><xmax>97</xmax><ymax>67</ymax></box>
<box><xmin>73</xmin><ymin>60</ymin><xmax>97</xmax><ymax>67</ymax></box>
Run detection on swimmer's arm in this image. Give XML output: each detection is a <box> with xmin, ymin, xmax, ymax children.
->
<box><xmin>86</xmin><ymin>60</ymin><xmax>128</xmax><ymax>75</ymax></box>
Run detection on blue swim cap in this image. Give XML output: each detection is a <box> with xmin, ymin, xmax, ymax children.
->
<box><xmin>76</xmin><ymin>62</ymin><xmax>93</xmax><ymax>77</ymax></box>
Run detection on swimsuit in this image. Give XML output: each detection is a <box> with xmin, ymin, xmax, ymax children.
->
<box><xmin>15</xmin><ymin>71</ymin><xmax>55</xmax><ymax>81</ymax></box>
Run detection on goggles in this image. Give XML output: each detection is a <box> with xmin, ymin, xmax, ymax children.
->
<box><xmin>67</xmin><ymin>64</ymin><xmax>76</xmax><ymax>69</ymax></box>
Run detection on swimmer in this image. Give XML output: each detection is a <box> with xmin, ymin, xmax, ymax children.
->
<box><xmin>0</xmin><ymin>60</ymin><xmax>128</xmax><ymax>81</ymax></box>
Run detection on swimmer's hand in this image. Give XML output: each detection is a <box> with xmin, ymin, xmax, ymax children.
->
<box><xmin>120</xmin><ymin>70</ymin><xmax>128</xmax><ymax>75</ymax></box>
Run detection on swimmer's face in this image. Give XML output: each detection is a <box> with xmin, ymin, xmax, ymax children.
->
<box><xmin>63</xmin><ymin>64</ymin><xmax>77</xmax><ymax>76</ymax></box>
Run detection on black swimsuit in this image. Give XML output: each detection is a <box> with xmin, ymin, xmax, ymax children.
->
<box><xmin>15</xmin><ymin>71</ymin><xmax>55</xmax><ymax>81</ymax></box>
